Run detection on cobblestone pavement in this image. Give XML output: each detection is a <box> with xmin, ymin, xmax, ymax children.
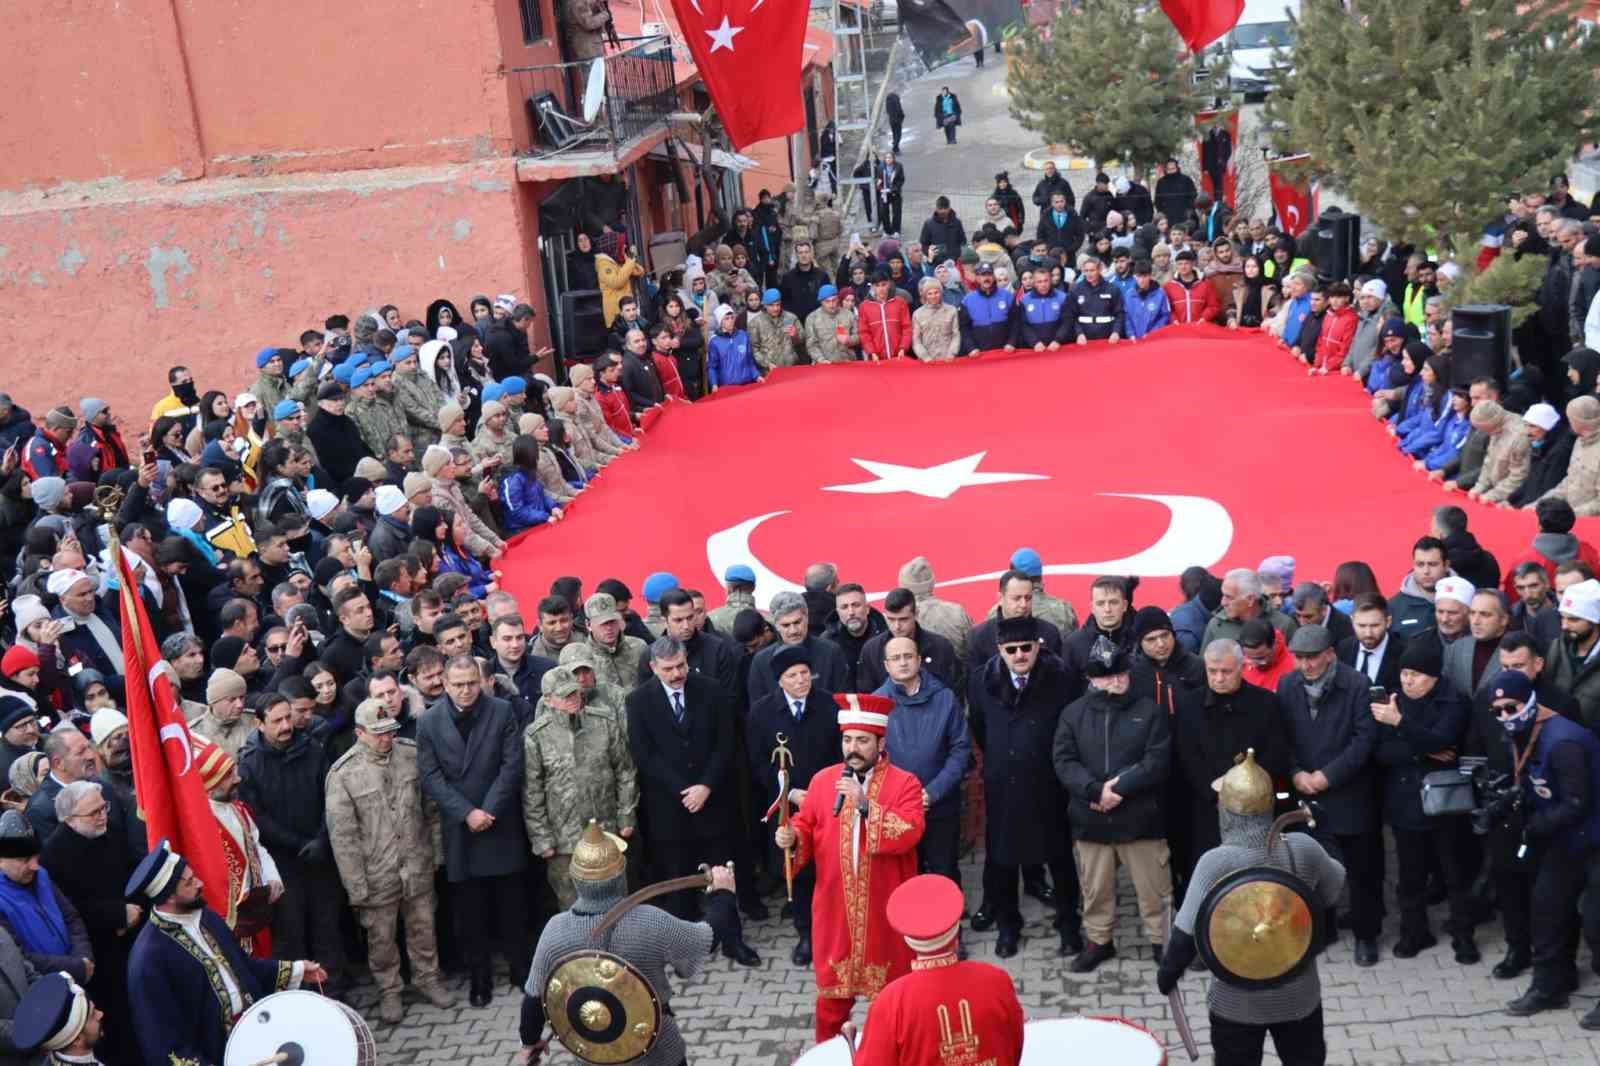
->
<box><xmin>342</xmin><ymin>857</ymin><xmax>1600</xmax><ymax>1065</ymax></box>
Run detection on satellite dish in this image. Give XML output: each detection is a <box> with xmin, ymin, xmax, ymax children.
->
<box><xmin>583</xmin><ymin>60</ymin><xmax>608</xmax><ymax>124</ymax></box>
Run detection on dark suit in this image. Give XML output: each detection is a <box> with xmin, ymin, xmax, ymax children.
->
<box><xmin>747</xmin><ymin>687</ymin><xmax>839</xmax><ymax>933</ymax></box>
<box><xmin>1338</xmin><ymin>631</ymin><xmax>1409</xmax><ymax>695</ymax></box>
<box><xmin>635</xmin><ymin>629</ymin><xmax>740</xmax><ymax>696</ymax></box>
<box><xmin>857</xmin><ymin>624</ymin><xmax>961</xmax><ymax>696</ymax></box>
<box><xmin>1277</xmin><ymin>664</ymin><xmax>1382</xmax><ymax>940</ymax></box>
<box><xmin>966</xmin><ymin>614</ymin><xmax>1063</xmax><ymax>674</ymax></box>
<box><xmin>626</xmin><ymin>675</ymin><xmax>743</xmax><ymax>918</ymax></box>
<box><xmin>416</xmin><ymin>692</ymin><xmax>531</xmax><ymax>982</ymax></box>
<box><xmin>747</xmin><ymin>636</ymin><xmax>849</xmax><ymax>710</ymax></box>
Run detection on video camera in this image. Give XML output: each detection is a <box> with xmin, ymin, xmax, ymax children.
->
<box><xmin>1468</xmin><ymin>757</ymin><xmax>1522</xmax><ymax>837</ymax></box>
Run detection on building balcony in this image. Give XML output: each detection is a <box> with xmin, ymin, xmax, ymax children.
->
<box><xmin>507</xmin><ymin>35</ymin><xmax>681</xmax><ymax>177</ymax></box>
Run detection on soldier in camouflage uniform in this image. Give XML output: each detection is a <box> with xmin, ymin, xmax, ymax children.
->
<box><xmin>391</xmin><ymin>344</ymin><xmax>446</xmax><ymax>453</ymax></box>
<box><xmin>779</xmin><ymin>182</ymin><xmax>806</xmax><ymax>272</ymax></box>
<box><xmin>559</xmin><ymin>643</ymin><xmax>628</xmax><ymax>722</ymax></box>
<box><xmin>522</xmin><ymin>667</ymin><xmax>639</xmax><ymax>908</ymax></box>
<box><xmin>471</xmin><ymin>400</ymin><xmax>517</xmax><ymax>472</ymax></box>
<box><xmin>251</xmin><ymin>349</ymin><xmax>291</xmax><ymax>417</ymax></box>
<box><xmin>583</xmin><ymin>592</ymin><xmax>649</xmax><ymax>692</ymax></box>
<box><xmin>706</xmin><ymin>565</ymin><xmax>760</xmax><ymax>634</ymax></box>
<box><xmin>325</xmin><ymin>700</ymin><xmax>454</xmax><ymax>1023</ymax></box>
<box><xmin>811</xmin><ymin>193</ymin><xmax>844</xmax><ymax>273</ymax></box>
<box><xmin>747</xmin><ymin>293</ymin><xmax>804</xmax><ymax>371</ymax></box>
<box><xmin>1005</xmin><ymin>547</ymin><xmax>1078</xmax><ymax>634</ymax></box>
<box><xmin>803</xmin><ymin>286</ymin><xmax>858</xmax><ymax>363</ymax></box>
<box><xmin>364</xmin><ymin>362</ymin><xmax>409</xmax><ymax>456</ymax></box>
<box><xmin>896</xmin><ymin>555</ymin><xmax>974</xmax><ymax>662</ymax></box>
<box><xmin>345</xmin><ymin>368</ymin><xmax>391</xmax><ymax>456</ymax></box>
<box><xmin>270</xmin><ymin>401</ymin><xmax>321</xmax><ymax>472</ymax></box>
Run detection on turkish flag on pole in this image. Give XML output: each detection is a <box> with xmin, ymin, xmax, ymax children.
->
<box><xmin>1160</xmin><ymin>0</ymin><xmax>1245</xmax><ymax>52</ymax></box>
<box><xmin>669</xmin><ymin>0</ymin><xmax>809</xmax><ymax>150</ymax></box>
<box><xmin>1268</xmin><ymin>154</ymin><xmax>1316</xmax><ymax>237</ymax></box>
<box><xmin>112</xmin><ymin>540</ymin><xmax>229</xmax><ymax>915</ymax></box>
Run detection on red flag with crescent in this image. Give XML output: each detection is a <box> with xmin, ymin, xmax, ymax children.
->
<box><xmin>113</xmin><ymin>543</ymin><xmax>229</xmax><ymax>915</ymax></box>
<box><xmin>667</xmin><ymin>0</ymin><xmax>809</xmax><ymax>150</ymax></box>
<box><xmin>1268</xmin><ymin>154</ymin><xmax>1317</xmax><ymax>238</ymax></box>
<box><xmin>1160</xmin><ymin>0</ymin><xmax>1245</xmax><ymax>52</ymax></box>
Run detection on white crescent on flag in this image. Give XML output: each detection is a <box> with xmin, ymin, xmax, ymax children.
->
<box><xmin>147</xmin><ymin>660</ymin><xmax>193</xmax><ymax>777</ymax></box>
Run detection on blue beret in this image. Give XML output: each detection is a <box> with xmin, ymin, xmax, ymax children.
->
<box><xmin>287</xmin><ymin>358</ymin><xmax>311</xmax><ymax>380</ymax></box>
<box><xmin>762</xmin><ymin>288</ymin><xmax>782</xmax><ymax>305</ymax></box>
<box><xmin>254</xmin><ymin>346</ymin><xmax>280</xmax><ymax>369</ymax></box>
<box><xmin>367</xmin><ymin>360</ymin><xmax>392</xmax><ymax>376</ymax></box>
<box><xmin>390</xmin><ymin>344</ymin><xmax>417</xmax><ymax>363</ymax></box>
<box><xmin>818</xmin><ymin>285</ymin><xmax>838</xmax><ymax>301</ymax></box>
<box><xmin>1009</xmin><ymin>547</ymin><xmax>1042</xmax><ymax>578</ymax></box>
<box><xmin>482</xmin><ymin>382</ymin><xmax>505</xmax><ymax>403</ymax></box>
<box><xmin>272</xmin><ymin>400</ymin><xmax>301</xmax><ymax>421</ymax></box>
<box><xmin>332</xmin><ymin>363</ymin><xmax>356</xmax><ymax>385</ymax></box>
<box><xmin>724</xmin><ymin>564</ymin><xmax>757</xmax><ymax>584</ymax></box>
<box><xmin>350</xmin><ymin>366</ymin><xmax>374</xmax><ymax>388</ymax></box>
<box><xmin>502</xmin><ymin>376</ymin><xmax>527</xmax><ymax>395</ymax></box>
<box><xmin>642</xmin><ymin>571</ymin><xmax>680</xmax><ymax>604</ymax></box>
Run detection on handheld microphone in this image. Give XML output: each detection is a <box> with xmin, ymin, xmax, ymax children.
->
<box><xmin>834</xmin><ymin>767</ymin><xmax>865</xmax><ymax>816</ymax></box>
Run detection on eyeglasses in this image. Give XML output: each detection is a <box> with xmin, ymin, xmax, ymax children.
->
<box><xmin>265</xmin><ymin>644</ymin><xmax>287</xmax><ymax>654</ymax></box>
<box><xmin>72</xmin><ymin>804</ymin><xmax>108</xmax><ymax>819</ymax></box>
<box><xmin>999</xmin><ymin>643</ymin><xmax>1034</xmax><ymax>655</ymax></box>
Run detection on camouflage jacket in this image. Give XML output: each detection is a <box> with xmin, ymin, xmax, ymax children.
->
<box><xmin>522</xmin><ymin>702</ymin><xmax>639</xmax><ymax>855</ymax></box>
<box><xmin>913</xmin><ymin>592</ymin><xmax>974</xmax><ymax>662</ymax></box>
<box><xmin>251</xmin><ymin>372</ymin><xmax>290</xmax><ymax>416</ymax></box>
<box><xmin>324</xmin><ymin>739</ymin><xmax>437</xmax><ymax>905</ymax></box>
<box><xmin>706</xmin><ymin>588</ymin><xmax>758</xmax><ymax>635</ymax></box>
<box><xmin>804</xmin><ymin>305</ymin><xmax>857</xmax><ymax>363</ymax></box>
<box><xmin>748</xmin><ymin>310</ymin><xmax>804</xmax><ymax>370</ymax></box>
<box><xmin>472</xmin><ymin>425</ymin><xmax>517</xmax><ymax>472</ymax></box>
<box><xmin>347</xmin><ymin>396</ymin><xmax>395</xmax><ymax>456</ymax></box>
<box><xmin>274</xmin><ymin>426</ymin><xmax>320</xmax><ymax>470</ymax></box>
<box><xmin>393</xmin><ymin>370</ymin><xmax>446</xmax><ymax>450</ymax></box>
<box><xmin>586</xmin><ymin>634</ymin><xmax>649</xmax><ymax>692</ymax></box>
<box><xmin>1540</xmin><ymin>428</ymin><xmax>1600</xmax><ymax>515</ymax></box>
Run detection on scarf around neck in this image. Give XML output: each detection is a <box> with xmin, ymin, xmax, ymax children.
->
<box><xmin>0</xmin><ymin>866</ymin><xmax>70</xmax><ymax>956</ymax></box>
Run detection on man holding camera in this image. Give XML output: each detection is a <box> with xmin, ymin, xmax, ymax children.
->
<box><xmin>1479</xmin><ymin>668</ymin><xmax>1600</xmax><ymax>1023</ymax></box>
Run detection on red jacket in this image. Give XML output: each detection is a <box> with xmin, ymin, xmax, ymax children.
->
<box><xmin>1241</xmin><ymin>631</ymin><xmax>1296</xmax><ymax>694</ymax></box>
<box><xmin>1501</xmin><ymin>539</ymin><xmax>1600</xmax><ymax>598</ymax></box>
<box><xmin>650</xmin><ymin>350</ymin><xmax>688</xmax><ymax>401</ymax></box>
<box><xmin>596</xmin><ymin>383</ymin><xmax>634</xmax><ymax>438</ymax></box>
<box><xmin>1163</xmin><ymin>275</ymin><xmax>1221</xmax><ymax>324</ymax></box>
<box><xmin>1313</xmin><ymin>305</ymin><xmax>1359</xmax><ymax>371</ymax></box>
<box><xmin>858</xmin><ymin>298</ymin><xmax>913</xmax><ymax>360</ymax></box>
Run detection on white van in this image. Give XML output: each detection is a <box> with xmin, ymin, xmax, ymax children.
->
<box><xmin>1219</xmin><ymin>0</ymin><xmax>1299</xmax><ymax>99</ymax></box>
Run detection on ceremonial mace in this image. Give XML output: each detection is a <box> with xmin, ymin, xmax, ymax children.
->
<box><xmin>770</xmin><ymin>734</ymin><xmax>795</xmax><ymax>902</ymax></box>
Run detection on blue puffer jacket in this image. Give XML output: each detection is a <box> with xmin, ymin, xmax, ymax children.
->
<box><xmin>1400</xmin><ymin>401</ymin><xmax>1456</xmax><ymax>457</ymax></box>
<box><xmin>1123</xmin><ymin>284</ymin><xmax>1172</xmax><ymax>340</ymax></box>
<box><xmin>437</xmin><ymin>543</ymin><xmax>494</xmax><ymax>597</ymax></box>
<box><xmin>1365</xmin><ymin>354</ymin><xmax>1399</xmax><ymax>393</ymax></box>
<box><xmin>707</xmin><ymin>330</ymin><xmax>759</xmax><ymax>389</ymax></box>
<box><xmin>1391</xmin><ymin>380</ymin><xmax>1442</xmax><ymax>436</ymax></box>
<box><xmin>498</xmin><ymin>469</ymin><xmax>560</xmax><ymax>534</ymax></box>
<box><xmin>1421</xmin><ymin>409</ymin><xmax>1472</xmax><ymax>471</ymax></box>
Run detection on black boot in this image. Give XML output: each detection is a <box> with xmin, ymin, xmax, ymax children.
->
<box><xmin>1492</xmin><ymin>948</ymin><xmax>1531</xmax><ymax>980</ymax></box>
<box><xmin>1056</xmin><ymin>923</ymin><xmax>1084</xmax><ymax>957</ymax></box>
<box><xmin>995</xmin><ymin>928</ymin><xmax>1020</xmax><ymax>959</ymax></box>
<box><xmin>1023</xmin><ymin>875</ymin><xmax>1055</xmax><ymax>905</ymax></box>
<box><xmin>970</xmin><ymin>903</ymin><xmax>996</xmax><ymax>932</ymax></box>
<box><xmin>1452</xmin><ymin>936</ymin><xmax>1480</xmax><ymax>964</ymax></box>
<box><xmin>1506</xmin><ymin>985</ymin><xmax>1568</xmax><ymax>1015</ymax></box>
<box><xmin>469</xmin><ymin>970</ymin><xmax>493</xmax><ymax>1008</ymax></box>
<box><xmin>791</xmin><ymin>935</ymin><xmax>812</xmax><ymax>966</ymax></box>
<box><xmin>1071</xmin><ymin>940</ymin><xmax>1116</xmax><ymax>973</ymax></box>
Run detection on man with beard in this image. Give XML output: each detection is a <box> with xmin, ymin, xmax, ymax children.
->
<box><xmin>39</xmin><ymin>780</ymin><xmax>140</xmax><ymax>1064</ymax></box>
<box><xmin>1543</xmin><ymin>577</ymin><xmax>1600</xmax><ymax>727</ymax></box>
<box><xmin>1158</xmin><ymin>752</ymin><xmax>1345</xmax><ymax>1066</ymax></box>
<box><xmin>969</xmin><ymin>617</ymin><xmax>1083</xmax><ymax>959</ymax></box>
<box><xmin>824</xmin><ymin>583</ymin><xmax>888</xmax><ymax>682</ymax></box>
<box><xmin>126</xmin><ymin>841</ymin><xmax>325</xmax><ymax>1066</ymax></box>
<box><xmin>958</xmin><ymin>263</ymin><xmax>1016</xmax><ymax>356</ymax></box>
<box><xmin>89</xmin><ymin>710</ymin><xmax>145</xmax><ymax>855</ymax></box>
<box><xmin>1129</xmin><ymin>607</ymin><xmax>1205</xmax><ymax>715</ymax></box>
<box><xmin>197</xmin><ymin>735</ymin><xmax>284</xmax><ymax>956</ymax></box>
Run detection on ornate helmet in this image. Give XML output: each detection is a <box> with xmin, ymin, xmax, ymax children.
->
<box><xmin>570</xmin><ymin>820</ymin><xmax>627</xmax><ymax>884</ymax></box>
<box><xmin>1214</xmin><ymin>749</ymin><xmax>1274</xmax><ymax>816</ymax></box>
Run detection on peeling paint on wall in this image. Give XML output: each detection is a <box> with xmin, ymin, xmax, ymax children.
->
<box><xmin>145</xmin><ymin>245</ymin><xmax>194</xmax><ymax>308</ymax></box>
<box><xmin>451</xmin><ymin>218</ymin><xmax>472</xmax><ymax>242</ymax></box>
<box><xmin>57</xmin><ymin>243</ymin><xmax>86</xmax><ymax>276</ymax></box>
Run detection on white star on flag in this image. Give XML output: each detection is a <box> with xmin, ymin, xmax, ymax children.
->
<box><xmin>705</xmin><ymin>15</ymin><xmax>744</xmax><ymax>51</ymax></box>
<box><xmin>822</xmin><ymin>452</ymin><xmax>1048</xmax><ymax>500</ymax></box>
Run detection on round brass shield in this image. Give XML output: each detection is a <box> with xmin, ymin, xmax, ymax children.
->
<box><xmin>1196</xmin><ymin>866</ymin><xmax>1321</xmax><ymax>989</ymax></box>
<box><xmin>544</xmin><ymin>949</ymin><xmax>662</xmax><ymax>1064</ymax></box>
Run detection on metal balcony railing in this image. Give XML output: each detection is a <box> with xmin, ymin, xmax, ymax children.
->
<box><xmin>507</xmin><ymin>36</ymin><xmax>679</xmax><ymax>158</ymax></box>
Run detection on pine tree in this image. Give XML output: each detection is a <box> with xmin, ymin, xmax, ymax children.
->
<box><xmin>1265</xmin><ymin>0</ymin><xmax>1600</xmax><ymax>256</ymax></box>
<box><xmin>1006</xmin><ymin>1</ymin><xmax>1197</xmax><ymax>173</ymax></box>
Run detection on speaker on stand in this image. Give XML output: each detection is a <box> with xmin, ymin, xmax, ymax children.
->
<box><xmin>1312</xmin><ymin>208</ymin><xmax>1360</xmax><ymax>282</ymax></box>
<box><xmin>559</xmin><ymin>289</ymin><xmax>608</xmax><ymax>370</ymax></box>
<box><xmin>1449</xmin><ymin>304</ymin><xmax>1512</xmax><ymax>389</ymax></box>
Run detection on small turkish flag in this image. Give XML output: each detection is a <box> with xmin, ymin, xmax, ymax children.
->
<box><xmin>1268</xmin><ymin>156</ymin><xmax>1316</xmax><ymax>237</ymax></box>
<box><xmin>1160</xmin><ymin>0</ymin><xmax>1245</xmax><ymax>53</ymax></box>
<box><xmin>669</xmin><ymin>0</ymin><xmax>809</xmax><ymax>150</ymax></box>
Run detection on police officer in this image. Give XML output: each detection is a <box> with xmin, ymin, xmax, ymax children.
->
<box><xmin>1071</xmin><ymin>256</ymin><xmax>1124</xmax><ymax>344</ymax></box>
<box><xmin>1483</xmin><ymin>669</ymin><xmax>1600</xmax><ymax>1022</ymax></box>
<box><xmin>1011</xmin><ymin>269</ymin><xmax>1074</xmax><ymax>351</ymax></box>
<box><xmin>325</xmin><ymin>699</ymin><xmax>454</xmax><ymax>1024</ymax></box>
<box><xmin>958</xmin><ymin>264</ymin><xmax>1016</xmax><ymax>356</ymax></box>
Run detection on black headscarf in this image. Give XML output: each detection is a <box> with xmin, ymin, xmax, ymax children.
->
<box><xmin>1564</xmin><ymin>347</ymin><xmax>1600</xmax><ymax>401</ymax></box>
<box><xmin>425</xmin><ymin>299</ymin><xmax>465</xmax><ymax>338</ymax></box>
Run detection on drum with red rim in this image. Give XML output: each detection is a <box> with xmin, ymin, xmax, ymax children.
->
<box><xmin>791</xmin><ymin>1015</ymin><xmax>1167</xmax><ymax>1065</ymax></box>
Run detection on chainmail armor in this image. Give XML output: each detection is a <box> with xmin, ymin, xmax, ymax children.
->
<box><xmin>526</xmin><ymin>873</ymin><xmax>715</xmax><ymax>1066</ymax></box>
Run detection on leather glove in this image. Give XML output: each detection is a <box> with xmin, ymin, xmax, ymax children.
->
<box><xmin>1156</xmin><ymin>927</ymin><xmax>1198</xmax><ymax>996</ymax></box>
<box><xmin>702</xmin><ymin>889</ymin><xmax>741</xmax><ymax>952</ymax></box>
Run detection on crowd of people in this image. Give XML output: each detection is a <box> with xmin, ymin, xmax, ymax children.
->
<box><xmin>2</xmin><ymin>163</ymin><xmax>1600</xmax><ymax>1064</ymax></box>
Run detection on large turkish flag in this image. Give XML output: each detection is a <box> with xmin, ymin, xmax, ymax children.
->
<box><xmin>669</xmin><ymin>0</ymin><xmax>809</xmax><ymax>150</ymax></box>
<box><xmin>1160</xmin><ymin>0</ymin><xmax>1245</xmax><ymax>53</ymax></box>
<box><xmin>500</xmin><ymin>326</ymin><xmax>1557</xmax><ymax>618</ymax></box>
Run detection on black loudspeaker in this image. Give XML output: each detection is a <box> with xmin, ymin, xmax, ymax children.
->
<box><xmin>529</xmin><ymin>92</ymin><xmax>583</xmax><ymax>150</ymax></box>
<box><xmin>560</xmin><ymin>289</ymin><xmax>608</xmax><ymax>362</ymax></box>
<box><xmin>1312</xmin><ymin>208</ymin><xmax>1360</xmax><ymax>282</ymax></box>
<box><xmin>1450</xmin><ymin>304</ymin><xmax>1513</xmax><ymax>388</ymax></box>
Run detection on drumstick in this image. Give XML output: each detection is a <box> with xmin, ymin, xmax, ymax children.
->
<box><xmin>246</xmin><ymin>1042</ymin><xmax>305</xmax><ymax>1066</ymax></box>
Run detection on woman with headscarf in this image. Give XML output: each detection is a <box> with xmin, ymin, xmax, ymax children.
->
<box><xmin>992</xmin><ymin>171</ymin><xmax>1025</xmax><ymax>232</ymax></box>
<box><xmin>418</xmin><ymin>339</ymin><xmax>462</xmax><ymax>403</ymax></box>
<box><xmin>425</xmin><ymin>298</ymin><xmax>466</xmax><ymax>340</ymax></box>
<box><xmin>1231</xmin><ymin>255</ymin><xmax>1276</xmax><ymax>329</ymax></box>
<box><xmin>411</xmin><ymin>506</ymin><xmax>495</xmax><ymax>597</ymax></box>
<box><xmin>567</xmin><ymin>231</ymin><xmax>600</xmax><ymax>292</ymax></box>
<box><xmin>496</xmin><ymin>438</ymin><xmax>563</xmax><ymax>535</ymax></box>
<box><xmin>1563</xmin><ymin>346</ymin><xmax>1600</xmax><ymax>402</ymax></box>
<box><xmin>1389</xmin><ymin>348</ymin><xmax>1449</xmax><ymax>439</ymax></box>
<box><xmin>1</xmin><ymin>753</ymin><xmax>48</xmax><ymax>814</ymax></box>
<box><xmin>449</xmin><ymin>331</ymin><xmax>492</xmax><ymax>434</ymax></box>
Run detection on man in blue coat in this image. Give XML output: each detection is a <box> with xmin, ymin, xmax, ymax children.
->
<box><xmin>126</xmin><ymin>840</ymin><xmax>324</xmax><ymax>1066</ymax></box>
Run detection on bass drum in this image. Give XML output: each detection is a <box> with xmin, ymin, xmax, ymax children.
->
<box><xmin>791</xmin><ymin>1016</ymin><xmax>1165</xmax><ymax>1065</ymax></box>
<box><xmin>224</xmin><ymin>990</ymin><xmax>377</xmax><ymax>1066</ymax></box>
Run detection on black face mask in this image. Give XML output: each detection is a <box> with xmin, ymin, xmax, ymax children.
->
<box><xmin>173</xmin><ymin>381</ymin><xmax>199</xmax><ymax>406</ymax></box>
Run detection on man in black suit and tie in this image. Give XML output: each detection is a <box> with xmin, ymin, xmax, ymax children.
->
<box><xmin>1338</xmin><ymin>593</ymin><xmax>1408</xmax><ymax>694</ymax></box>
<box><xmin>627</xmin><ymin>636</ymin><xmax>762</xmax><ymax>964</ymax></box>
<box><xmin>746</xmin><ymin>644</ymin><xmax>839</xmax><ymax>966</ymax></box>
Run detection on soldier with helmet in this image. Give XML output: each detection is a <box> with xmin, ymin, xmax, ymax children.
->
<box><xmin>1157</xmin><ymin>751</ymin><xmax>1347</xmax><ymax>1066</ymax></box>
<box><xmin>324</xmin><ymin>698</ymin><xmax>454</xmax><ymax>1024</ymax></box>
<box><xmin>518</xmin><ymin>823</ymin><xmax>745</xmax><ymax>1065</ymax></box>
